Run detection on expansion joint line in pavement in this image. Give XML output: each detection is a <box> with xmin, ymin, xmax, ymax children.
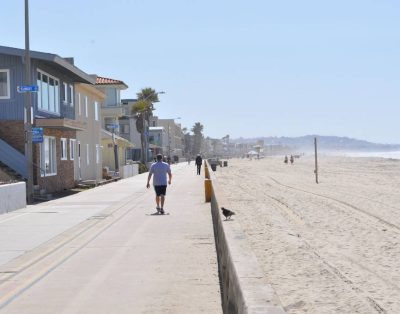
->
<box><xmin>0</xmin><ymin>191</ymin><xmax>149</xmax><ymax>310</ymax></box>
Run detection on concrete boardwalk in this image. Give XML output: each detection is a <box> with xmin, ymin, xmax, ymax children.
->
<box><xmin>0</xmin><ymin>163</ymin><xmax>222</xmax><ymax>313</ymax></box>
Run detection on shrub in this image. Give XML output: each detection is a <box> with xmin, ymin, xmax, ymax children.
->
<box><xmin>138</xmin><ymin>163</ymin><xmax>148</xmax><ymax>174</ymax></box>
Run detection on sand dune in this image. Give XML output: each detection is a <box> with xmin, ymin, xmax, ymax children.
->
<box><xmin>215</xmin><ymin>156</ymin><xmax>400</xmax><ymax>314</ymax></box>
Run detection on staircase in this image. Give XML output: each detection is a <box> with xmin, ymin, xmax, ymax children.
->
<box><xmin>0</xmin><ymin>138</ymin><xmax>55</xmax><ymax>202</ymax></box>
<box><xmin>0</xmin><ymin>138</ymin><xmax>27</xmax><ymax>179</ymax></box>
<box><xmin>0</xmin><ymin>161</ymin><xmax>24</xmax><ymax>183</ymax></box>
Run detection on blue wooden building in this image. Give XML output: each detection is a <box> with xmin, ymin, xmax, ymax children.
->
<box><xmin>0</xmin><ymin>45</ymin><xmax>95</xmax><ymax>193</ymax></box>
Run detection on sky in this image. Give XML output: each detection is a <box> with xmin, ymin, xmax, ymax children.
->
<box><xmin>1</xmin><ymin>0</ymin><xmax>400</xmax><ymax>144</ymax></box>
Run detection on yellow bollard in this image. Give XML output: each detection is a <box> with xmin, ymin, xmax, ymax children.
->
<box><xmin>204</xmin><ymin>179</ymin><xmax>212</xmax><ymax>203</ymax></box>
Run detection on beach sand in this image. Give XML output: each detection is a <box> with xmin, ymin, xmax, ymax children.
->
<box><xmin>215</xmin><ymin>155</ymin><xmax>400</xmax><ymax>314</ymax></box>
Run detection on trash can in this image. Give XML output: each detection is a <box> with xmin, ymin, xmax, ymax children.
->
<box><xmin>211</xmin><ymin>164</ymin><xmax>217</xmax><ymax>171</ymax></box>
<box><xmin>223</xmin><ymin>161</ymin><xmax>228</xmax><ymax>167</ymax></box>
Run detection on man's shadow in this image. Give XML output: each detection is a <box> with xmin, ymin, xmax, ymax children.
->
<box><xmin>146</xmin><ymin>212</ymin><xmax>170</xmax><ymax>216</ymax></box>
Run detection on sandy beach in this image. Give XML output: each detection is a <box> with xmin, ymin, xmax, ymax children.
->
<box><xmin>215</xmin><ymin>155</ymin><xmax>400</xmax><ymax>314</ymax></box>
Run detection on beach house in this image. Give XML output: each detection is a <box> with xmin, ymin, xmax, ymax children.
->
<box><xmin>95</xmin><ymin>77</ymin><xmax>134</xmax><ymax>175</ymax></box>
<box><xmin>0</xmin><ymin>45</ymin><xmax>95</xmax><ymax>193</ymax></box>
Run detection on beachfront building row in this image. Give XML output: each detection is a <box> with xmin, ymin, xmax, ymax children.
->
<box><xmin>0</xmin><ymin>45</ymin><xmax>190</xmax><ymax>195</ymax></box>
<box><xmin>119</xmin><ymin>100</ymin><xmax>186</xmax><ymax>162</ymax></box>
<box><xmin>0</xmin><ymin>45</ymin><xmax>136</xmax><ymax>194</ymax></box>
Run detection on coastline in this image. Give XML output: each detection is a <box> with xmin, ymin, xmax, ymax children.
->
<box><xmin>215</xmin><ymin>155</ymin><xmax>400</xmax><ymax>314</ymax></box>
<box><xmin>322</xmin><ymin>150</ymin><xmax>400</xmax><ymax>160</ymax></box>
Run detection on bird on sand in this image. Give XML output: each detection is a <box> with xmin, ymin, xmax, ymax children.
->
<box><xmin>221</xmin><ymin>207</ymin><xmax>235</xmax><ymax>220</ymax></box>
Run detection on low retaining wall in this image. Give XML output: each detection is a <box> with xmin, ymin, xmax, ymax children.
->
<box><xmin>0</xmin><ymin>182</ymin><xmax>26</xmax><ymax>215</ymax></box>
<box><xmin>206</xmin><ymin>162</ymin><xmax>285</xmax><ymax>314</ymax></box>
<box><xmin>120</xmin><ymin>164</ymin><xmax>139</xmax><ymax>179</ymax></box>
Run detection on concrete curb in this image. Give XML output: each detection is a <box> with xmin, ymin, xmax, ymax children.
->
<box><xmin>206</xmin><ymin>162</ymin><xmax>286</xmax><ymax>314</ymax></box>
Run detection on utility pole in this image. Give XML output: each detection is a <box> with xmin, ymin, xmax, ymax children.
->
<box><xmin>141</xmin><ymin>112</ymin><xmax>147</xmax><ymax>164</ymax></box>
<box><xmin>168</xmin><ymin>121</ymin><xmax>171</xmax><ymax>158</ymax></box>
<box><xmin>112</xmin><ymin>126</ymin><xmax>119</xmax><ymax>173</ymax></box>
<box><xmin>24</xmin><ymin>0</ymin><xmax>34</xmax><ymax>203</ymax></box>
<box><xmin>314</xmin><ymin>137</ymin><xmax>319</xmax><ymax>184</ymax></box>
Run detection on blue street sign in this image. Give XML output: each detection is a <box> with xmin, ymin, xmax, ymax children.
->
<box><xmin>17</xmin><ymin>85</ymin><xmax>39</xmax><ymax>93</ymax></box>
<box><xmin>107</xmin><ymin>123</ymin><xmax>119</xmax><ymax>130</ymax></box>
<box><xmin>32</xmin><ymin>127</ymin><xmax>43</xmax><ymax>144</ymax></box>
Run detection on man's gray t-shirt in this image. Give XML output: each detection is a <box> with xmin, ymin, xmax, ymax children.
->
<box><xmin>149</xmin><ymin>161</ymin><xmax>171</xmax><ymax>186</ymax></box>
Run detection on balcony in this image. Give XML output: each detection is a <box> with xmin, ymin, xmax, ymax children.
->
<box><xmin>35</xmin><ymin>118</ymin><xmax>86</xmax><ymax>131</ymax></box>
<box><xmin>101</xmin><ymin>105</ymin><xmax>124</xmax><ymax>119</ymax></box>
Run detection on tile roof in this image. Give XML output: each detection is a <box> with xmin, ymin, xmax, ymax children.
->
<box><xmin>96</xmin><ymin>76</ymin><xmax>127</xmax><ymax>86</ymax></box>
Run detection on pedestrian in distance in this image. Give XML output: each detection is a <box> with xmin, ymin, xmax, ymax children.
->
<box><xmin>146</xmin><ymin>154</ymin><xmax>172</xmax><ymax>215</ymax></box>
<box><xmin>284</xmin><ymin>155</ymin><xmax>288</xmax><ymax>164</ymax></box>
<box><xmin>290</xmin><ymin>155</ymin><xmax>294</xmax><ymax>164</ymax></box>
<box><xmin>195</xmin><ymin>154</ymin><xmax>203</xmax><ymax>175</ymax></box>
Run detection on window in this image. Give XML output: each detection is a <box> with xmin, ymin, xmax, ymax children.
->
<box><xmin>122</xmin><ymin>124</ymin><xmax>130</xmax><ymax>134</ymax></box>
<box><xmin>69</xmin><ymin>85</ymin><xmax>74</xmax><ymax>107</ymax></box>
<box><xmin>0</xmin><ymin>69</ymin><xmax>10</xmax><ymax>99</ymax></box>
<box><xmin>86</xmin><ymin>143</ymin><xmax>90</xmax><ymax>165</ymax></box>
<box><xmin>37</xmin><ymin>70</ymin><xmax>60</xmax><ymax>114</ymax></box>
<box><xmin>60</xmin><ymin>138</ymin><xmax>67</xmax><ymax>160</ymax></box>
<box><xmin>49</xmin><ymin>78</ymin><xmax>55</xmax><ymax>112</ymax></box>
<box><xmin>40</xmin><ymin>136</ymin><xmax>57</xmax><ymax>176</ymax></box>
<box><xmin>85</xmin><ymin>96</ymin><xmax>88</xmax><ymax>117</ymax></box>
<box><xmin>63</xmin><ymin>82</ymin><xmax>68</xmax><ymax>103</ymax></box>
<box><xmin>78</xmin><ymin>93</ymin><xmax>81</xmax><ymax>115</ymax></box>
<box><xmin>70</xmin><ymin>139</ymin><xmax>76</xmax><ymax>160</ymax></box>
<box><xmin>96</xmin><ymin>144</ymin><xmax>100</xmax><ymax>164</ymax></box>
<box><xmin>94</xmin><ymin>101</ymin><xmax>99</xmax><ymax>121</ymax></box>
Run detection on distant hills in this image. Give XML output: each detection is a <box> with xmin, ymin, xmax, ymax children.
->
<box><xmin>233</xmin><ymin>135</ymin><xmax>400</xmax><ymax>152</ymax></box>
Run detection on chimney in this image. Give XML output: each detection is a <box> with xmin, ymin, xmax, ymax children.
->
<box><xmin>64</xmin><ymin>57</ymin><xmax>74</xmax><ymax>65</ymax></box>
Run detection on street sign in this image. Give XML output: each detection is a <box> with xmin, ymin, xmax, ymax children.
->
<box><xmin>17</xmin><ymin>85</ymin><xmax>39</xmax><ymax>93</ymax></box>
<box><xmin>107</xmin><ymin>123</ymin><xmax>119</xmax><ymax>130</ymax></box>
<box><xmin>32</xmin><ymin>127</ymin><xmax>43</xmax><ymax>144</ymax></box>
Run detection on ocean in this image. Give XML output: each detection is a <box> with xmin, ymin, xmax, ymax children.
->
<box><xmin>338</xmin><ymin>151</ymin><xmax>400</xmax><ymax>160</ymax></box>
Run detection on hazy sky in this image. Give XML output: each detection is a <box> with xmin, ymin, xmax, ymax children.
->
<box><xmin>1</xmin><ymin>0</ymin><xmax>400</xmax><ymax>143</ymax></box>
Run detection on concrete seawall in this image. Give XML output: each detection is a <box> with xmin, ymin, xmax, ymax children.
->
<box><xmin>206</xmin><ymin>162</ymin><xmax>285</xmax><ymax>314</ymax></box>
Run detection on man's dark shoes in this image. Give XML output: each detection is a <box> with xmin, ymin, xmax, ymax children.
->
<box><xmin>160</xmin><ymin>208</ymin><xmax>165</xmax><ymax>215</ymax></box>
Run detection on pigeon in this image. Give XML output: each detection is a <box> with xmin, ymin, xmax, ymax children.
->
<box><xmin>221</xmin><ymin>207</ymin><xmax>235</xmax><ymax>220</ymax></box>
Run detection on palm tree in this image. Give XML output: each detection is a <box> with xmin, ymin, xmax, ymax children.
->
<box><xmin>131</xmin><ymin>88</ymin><xmax>160</xmax><ymax>163</ymax></box>
<box><xmin>191</xmin><ymin>122</ymin><xmax>204</xmax><ymax>156</ymax></box>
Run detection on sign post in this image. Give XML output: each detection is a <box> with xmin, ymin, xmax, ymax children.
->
<box><xmin>314</xmin><ymin>137</ymin><xmax>319</xmax><ymax>184</ymax></box>
<box><xmin>24</xmin><ymin>0</ymin><xmax>34</xmax><ymax>204</ymax></box>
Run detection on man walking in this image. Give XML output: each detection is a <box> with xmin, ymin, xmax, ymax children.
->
<box><xmin>195</xmin><ymin>154</ymin><xmax>203</xmax><ymax>175</ymax></box>
<box><xmin>146</xmin><ymin>154</ymin><xmax>172</xmax><ymax>214</ymax></box>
